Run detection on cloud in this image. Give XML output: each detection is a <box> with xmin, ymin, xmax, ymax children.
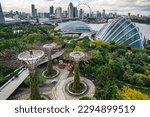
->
<box><xmin>45</xmin><ymin>0</ymin><xmax>55</xmax><ymax>1</ymax></box>
<box><xmin>0</xmin><ymin>0</ymin><xmax>150</xmax><ymax>15</ymax></box>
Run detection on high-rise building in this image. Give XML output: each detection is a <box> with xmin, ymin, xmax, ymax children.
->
<box><xmin>31</xmin><ymin>4</ymin><xmax>35</xmax><ymax>17</ymax></box>
<box><xmin>90</xmin><ymin>12</ymin><xmax>94</xmax><ymax>18</ymax></box>
<box><xmin>50</xmin><ymin>6</ymin><xmax>54</xmax><ymax>15</ymax></box>
<box><xmin>96</xmin><ymin>11</ymin><xmax>101</xmax><ymax>19</ymax></box>
<box><xmin>63</xmin><ymin>10</ymin><xmax>68</xmax><ymax>18</ymax></box>
<box><xmin>73</xmin><ymin>7</ymin><xmax>78</xmax><ymax>18</ymax></box>
<box><xmin>108</xmin><ymin>12</ymin><xmax>113</xmax><ymax>18</ymax></box>
<box><xmin>102</xmin><ymin>9</ymin><xmax>105</xmax><ymax>18</ymax></box>
<box><xmin>0</xmin><ymin>2</ymin><xmax>5</xmax><ymax>24</ymax></box>
<box><xmin>79</xmin><ymin>9</ymin><xmax>84</xmax><ymax>19</ymax></box>
<box><xmin>31</xmin><ymin>4</ymin><xmax>37</xmax><ymax>18</ymax></box>
<box><xmin>34</xmin><ymin>8</ymin><xmax>37</xmax><ymax>17</ymax></box>
<box><xmin>68</xmin><ymin>2</ymin><xmax>73</xmax><ymax>18</ymax></box>
<box><xmin>38</xmin><ymin>13</ymin><xmax>44</xmax><ymax>18</ymax></box>
<box><xmin>86</xmin><ymin>13</ymin><xmax>89</xmax><ymax>18</ymax></box>
<box><xmin>55</xmin><ymin>7</ymin><xmax>62</xmax><ymax>18</ymax></box>
<box><xmin>114</xmin><ymin>12</ymin><xmax>117</xmax><ymax>18</ymax></box>
<box><xmin>44</xmin><ymin>13</ymin><xmax>50</xmax><ymax>18</ymax></box>
<box><xmin>128</xmin><ymin>13</ymin><xmax>131</xmax><ymax>19</ymax></box>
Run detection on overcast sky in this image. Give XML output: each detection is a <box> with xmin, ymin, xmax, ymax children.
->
<box><xmin>1</xmin><ymin>0</ymin><xmax>150</xmax><ymax>16</ymax></box>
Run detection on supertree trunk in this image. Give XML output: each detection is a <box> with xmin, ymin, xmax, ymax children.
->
<box><xmin>73</xmin><ymin>63</ymin><xmax>81</xmax><ymax>90</ymax></box>
<box><xmin>46</xmin><ymin>54</ymin><xmax>54</xmax><ymax>76</ymax></box>
<box><xmin>29</xmin><ymin>68</ymin><xmax>41</xmax><ymax>100</ymax></box>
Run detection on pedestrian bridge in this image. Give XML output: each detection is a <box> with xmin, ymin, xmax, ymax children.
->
<box><xmin>0</xmin><ymin>50</ymin><xmax>64</xmax><ymax>100</ymax></box>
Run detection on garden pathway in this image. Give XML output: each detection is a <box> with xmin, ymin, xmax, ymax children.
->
<box><xmin>52</xmin><ymin>68</ymin><xmax>70</xmax><ymax>100</ymax></box>
<box><xmin>0</xmin><ymin>50</ymin><xmax>64</xmax><ymax>100</ymax></box>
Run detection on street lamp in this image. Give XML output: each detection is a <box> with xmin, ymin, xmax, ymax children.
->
<box><xmin>18</xmin><ymin>50</ymin><xmax>44</xmax><ymax>100</ymax></box>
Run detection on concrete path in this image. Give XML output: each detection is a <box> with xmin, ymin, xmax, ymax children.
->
<box><xmin>39</xmin><ymin>50</ymin><xmax>64</xmax><ymax>65</ymax></box>
<box><xmin>0</xmin><ymin>68</ymin><xmax>29</xmax><ymax>100</ymax></box>
<box><xmin>54</xmin><ymin>69</ymin><xmax>70</xmax><ymax>100</ymax></box>
<box><xmin>0</xmin><ymin>50</ymin><xmax>64</xmax><ymax>100</ymax></box>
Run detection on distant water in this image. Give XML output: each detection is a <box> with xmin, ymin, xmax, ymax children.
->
<box><xmin>135</xmin><ymin>23</ymin><xmax>150</xmax><ymax>39</ymax></box>
<box><xmin>89</xmin><ymin>23</ymin><xmax>150</xmax><ymax>39</ymax></box>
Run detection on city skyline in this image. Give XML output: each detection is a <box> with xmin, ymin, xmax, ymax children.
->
<box><xmin>0</xmin><ymin>0</ymin><xmax>150</xmax><ymax>16</ymax></box>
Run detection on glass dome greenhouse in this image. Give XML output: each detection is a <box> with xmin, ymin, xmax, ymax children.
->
<box><xmin>95</xmin><ymin>17</ymin><xmax>144</xmax><ymax>48</ymax></box>
<box><xmin>55</xmin><ymin>21</ymin><xmax>92</xmax><ymax>33</ymax></box>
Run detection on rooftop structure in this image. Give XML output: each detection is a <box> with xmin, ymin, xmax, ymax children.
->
<box><xmin>95</xmin><ymin>17</ymin><xmax>144</xmax><ymax>48</ymax></box>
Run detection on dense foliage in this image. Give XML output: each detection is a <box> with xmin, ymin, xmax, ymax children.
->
<box><xmin>65</xmin><ymin>38</ymin><xmax>150</xmax><ymax>100</ymax></box>
<box><xmin>0</xmin><ymin>23</ymin><xmax>150</xmax><ymax>100</ymax></box>
<box><xmin>118</xmin><ymin>86</ymin><xmax>150</xmax><ymax>100</ymax></box>
<box><xmin>80</xmin><ymin>96</ymin><xmax>92</xmax><ymax>100</ymax></box>
<box><xmin>0</xmin><ymin>23</ymin><xmax>64</xmax><ymax>58</ymax></box>
<box><xmin>71</xmin><ymin>64</ymin><xmax>82</xmax><ymax>92</ymax></box>
<box><xmin>0</xmin><ymin>66</ymin><xmax>15</xmax><ymax>86</ymax></box>
<box><xmin>0</xmin><ymin>23</ymin><xmax>65</xmax><ymax>87</ymax></box>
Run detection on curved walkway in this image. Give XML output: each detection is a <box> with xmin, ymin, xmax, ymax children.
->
<box><xmin>51</xmin><ymin>68</ymin><xmax>70</xmax><ymax>100</ymax></box>
<box><xmin>39</xmin><ymin>50</ymin><xmax>64</xmax><ymax>65</ymax></box>
<box><xmin>67</xmin><ymin>31</ymin><xmax>96</xmax><ymax>43</ymax></box>
<box><xmin>51</xmin><ymin>76</ymin><xmax>95</xmax><ymax>100</ymax></box>
<box><xmin>0</xmin><ymin>50</ymin><xmax>64</xmax><ymax>100</ymax></box>
<box><xmin>0</xmin><ymin>69</ymin><xmax>29</xmax><ymax>100</ymax></box>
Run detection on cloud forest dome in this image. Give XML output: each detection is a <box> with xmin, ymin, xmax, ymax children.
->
<box><xmin>56</xmin><ymin>21</ymin><xmax>92</xmax><ymax>33</ymax></box>
<box><xmin>95</xmin><ymin>17</ymin><xmax>144</xmax><ymax>49</ymax></box>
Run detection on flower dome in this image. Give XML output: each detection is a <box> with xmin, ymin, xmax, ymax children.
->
<box><xmin>95</xmin><ymin>17</ymin><xmax>144</xmax><ymax>48</ymax></box>
<box><xmin>55</xmin><ymin>21</ymin><xmax>92</xmax><ymax>33</ymax></box>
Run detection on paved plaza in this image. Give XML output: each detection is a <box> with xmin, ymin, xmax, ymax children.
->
<box><xmin>9</xmin><ymin>67</ymin><xmax>95</xmax><ymax>100</ymax></box>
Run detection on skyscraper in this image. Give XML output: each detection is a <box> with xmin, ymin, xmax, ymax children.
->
<box><xmin>128</xmin><ymin>13</ymin><xmax>131</xmax><ymax>19</ymax></box>
<box><xmin>73</xmin><ymin>7</ymin><xmax>78</xmax><ymax>18</ymax></box>
<box><xmin>0</xmin><ymin>2</ymin><xmax>5</xmax><ymax>24</ymax></box>
<box><xmin>96</xmin><ymin>11</ymin><xmax>101</xmax><ymax>19</ymax></box>
<box><xmin>55</xmin><ymin>7</ymin><xmax>62</xmax><ymax>18</ymax></box>
<box><xmin>68</xmin><ymin>2</ymin><xmax>73</xmax><ymax>18</ymax></box>
<box><xmin>31</xmin><ymin>4</ymin><xmax>37</xmax><ymax>18</ymax></box>
<box><xmin>102</xmin><ymin>9</ymin><xmax>105</xmax><ymax>18</ymax></box>
<box><xmin>31</xmin><ymin>4</ymin><xmax>35</xmax><ymax>17</ymax></box>
<box><xmin>63</xmin><ymin>10</ymin><xmax>68</xmax><ymax>18</ymax></box>
<box><xmin>34</xmin><ymin>8</ymin><xmax>37</xmax><ymax>17</ymax></box>
<box><xmin>50</xmin><ymin>6</ymin><xmax>54</xmax><ymax>15</ymax></box>
<box><xmin>79</xmin><ymin>9</ymin><xmax>84</xmax><ymax>19</ymax></box>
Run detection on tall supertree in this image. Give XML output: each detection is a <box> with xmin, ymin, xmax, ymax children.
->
<box><xmin>18</xmin><ymin>50</ymin><xmax>44</xmax><ymax>100</ymax></box>
<box><xmin>69</xmin><ymin>51</ymin><xmax>85</xmax><ymax>91</ymax></box>
<box><xmin>43</xmin><ymin>43</ymin><xmax>57</xmax><ymax>77</ymax></box>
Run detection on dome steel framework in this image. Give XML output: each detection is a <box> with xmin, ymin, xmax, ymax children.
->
<box><xmin>95</xmin><ymin>17</ymin><xmax>144</xmax><ymax>48</ymax></box>
<box><xmin>56</xmin><ymin>21</ymin><xmax>92</xmax><ymax>34</ymax></box>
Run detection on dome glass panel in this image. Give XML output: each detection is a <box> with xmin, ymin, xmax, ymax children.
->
<box><xmin>55</xmin><ymin>21</ymin><xmax>92</xmax><ymax>33</ymax></box>
<box><xmin>95</xmin><ymin>17</ymin><xmax>144</xmax><ymax>48</ymax></box>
